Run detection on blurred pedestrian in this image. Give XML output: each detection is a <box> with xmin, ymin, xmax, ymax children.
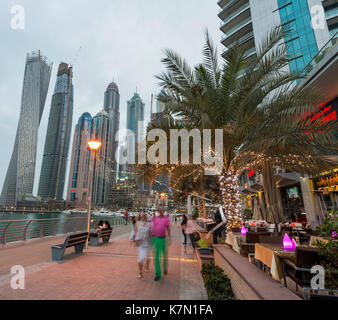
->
<box><xmin>135</xmin><ymin>213</ymin><xmax>151</xmax><ymax>279</ymax></box>
<box><xmin>151</xmin><ymin>206</ymin><xmax>170</xmax><ymax>281</ymax></box>
<box><xmin>130</xmin><ymin>216</ymin><xmax>137</xmax><ymax>241</ymax></box>
<box><xmin>181</xmin><ymin>214</ymin><xmax>188</xmax><ymax>244</ymax></box>
<box><xmin>124</xmin><ymin>211</ymin><xmax>129</xmax><ymax>225</ymax></box>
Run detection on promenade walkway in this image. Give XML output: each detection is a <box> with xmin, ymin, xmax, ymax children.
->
<box><xmin>0</xmin><ymin>223</ymin><xmax>207</xmax><ymax>300</ymax></box>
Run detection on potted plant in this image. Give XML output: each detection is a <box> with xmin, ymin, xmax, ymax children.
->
<box><xmin>197</xmin><ymin>238</ymin><xmax>213</xmax><ymax>255</ymax></box>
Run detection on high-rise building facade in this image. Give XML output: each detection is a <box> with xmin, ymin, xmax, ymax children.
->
<box><xmin>218</xmin><ymin>0</ymin><xmax>332</xmax><ymax>73</ymax></box>
<box><xmin>125</xmin><ymin>93</ymin><xmax>145</xmax><ymax>184</ymax></box>
<box><xmin>92</xmin><ymin>110</ymin><xmax>112</xmax><ymax>206</ymax></box>
<box><xmin>322</xmin><ymin>0</ymin><xmax>338</xmax><ymax>37</ymax></box>
<box><xmin>103</xmin><ymin>82</ymin><xmax>120</xmax><ymax>185</ymax></box>
<box><xmin>127</xmin><ymin>92</ymin><xmax>145</xmax><ymax>146</ymax></box>
<box><xmin>0</xmin><ymin>51</ymin><xmax>52</xmax><ymax>206</ymax></box>
<box><xmin>38</xmin><ymin>63</ymin><xmax>74</xmax><ymax>200</ymax></box>
<box><xmin>67</xmin><ymin>112</ymin><xmax>93</xmax><ymax>205</ymax></box>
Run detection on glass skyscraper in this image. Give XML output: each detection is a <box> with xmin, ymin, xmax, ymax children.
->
<box><xmin>103</xmin><ymin>82</ymin><xmax>120</xmax><ymax>186</ymax></box>
<box><xmin>67</xmin><ymin>112</ymin><xmax>93</xmax><ymax>204</ymax></box>
<box><xmin>92</xmin><ymin>110</ymin><xmax>112</xmax><ymax>206</ymax></box>
<box><xmin>0</xmin><ymin>51</ymin><xmax>52</xmax><ymax>207</ymax></box>
<box><xmin>217</xmin><ymin>0</ymin><xmax>332</xmax><ymax>74</ymax></box>
<box><xmin>38</xmin><ymin>63</ymin><xmax>74</xmax><ymax>200</ymax></box>
<box><xmin>124</xmin><ymin>92</ymin><xmax>145</xmax><ymax>188</ymax></box>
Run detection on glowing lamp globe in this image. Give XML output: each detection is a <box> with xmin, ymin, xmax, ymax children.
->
<box><xmin>290</xmin><ymin>222</ymin><xmax>295</xmax><ymax>227</ymax></box>
<box><xmin>251</xmin><ymin>221</ymin><xmax>255</xmax><ymax>226</ymax></box>
<box><xmin>283</xmin><ymin>234</ymin><xmax>296</xmax><ymax>252</ymax></box>
<box><xmin>241</xmin><ymin>225</ymin><xmax>247</xmax><ymax>235</ymax></box>
<box><xmin>88</xmin><ymin>140</ymin><xmax>102</xmax><ymax>151</ymax></box>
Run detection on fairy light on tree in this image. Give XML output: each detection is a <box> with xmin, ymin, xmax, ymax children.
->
<box><xmin>219</xmin><ymin>170</ymin><xmax>242</xmax><ymax>229</ymax></box>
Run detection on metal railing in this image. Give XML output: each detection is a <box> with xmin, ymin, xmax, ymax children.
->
<box><xmin>0</xmin><ymin>216</ymin><xmax>127</xmax><ymax>245</ymax></box>
<box><xmin>221</xmin><ymin>16</ymin><xmax>252</xmax><ymax>41</ymax></box>
<box><xmin>301</xmin><ymin>31</ymin><xmax>337</xmax><ymax>78</ymax></box>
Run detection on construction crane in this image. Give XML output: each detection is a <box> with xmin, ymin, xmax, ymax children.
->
<box><xmin>70</xmin><ymin>46</ymin><xmax>82</xmax><ymax>68</ymax></box>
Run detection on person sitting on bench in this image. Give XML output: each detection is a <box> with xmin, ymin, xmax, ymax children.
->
<box><xmin>90</xmin><ymin>220</ymin><xmax>104</xmax><ymax>237</ymax></box>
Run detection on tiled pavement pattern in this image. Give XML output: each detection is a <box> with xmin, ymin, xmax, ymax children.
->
<box><xmin>0</xmin><ymin>223</ymin><xmax>207</xmax><ymax>300</ymax></box>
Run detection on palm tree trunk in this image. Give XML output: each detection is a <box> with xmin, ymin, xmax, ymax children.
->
<box><xmin>262</xmin><ymin>161</ymin><xmax>285</xmax><ymax>228</ymax></box>
<box><xmin>218</xmin><ymin>170</ymin><xmax>242</xmax><ymax>229</ymax></box>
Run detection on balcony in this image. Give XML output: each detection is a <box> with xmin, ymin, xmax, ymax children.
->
<box><xmin>220</xmin><ymin>2</ymin><xmax>250</xmax><ymax>32</ymax></box>
<box><xmin>218</xmin><ymin>0</ymin><xmax>230</xmax><ymax>9</ymax></box>
<box><xmin>221</xmin><ymin>16</ymin><xmax>253</xmax><ymax>46</ymax></box>
<box><xmin>222</xmin><ymin>30</ymin><xmax>254</xmax><ymax>55</ymax></box>
<box><xmin>218</xmin><ymin>0</ymin><xmax>249</xmax><ymax>20</ymax></box>
<box><xmin>325</xmin><ymin>7</ymin><xmax>338</xmax><ymax>19</ymax></box>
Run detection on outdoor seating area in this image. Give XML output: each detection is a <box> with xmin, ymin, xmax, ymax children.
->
<box><xmin>215</xmin><ymin>220</ymin><xmax>338</xmax><ymax>300</ymax></box>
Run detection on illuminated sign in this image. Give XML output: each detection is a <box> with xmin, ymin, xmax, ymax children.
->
<box><xmin>248</xmin><ymin>169</ymin><xmax>255</xmax><ymax>178</ymax></box>
<box><xmin>304</xmin><ymin>99</ymin><xmax>337</xmax><ymax>138</ymax></box>
<box><xmin>317</xmin><ymin>172</ymin><xmax>338</xmax><ymax>187</ymax></box>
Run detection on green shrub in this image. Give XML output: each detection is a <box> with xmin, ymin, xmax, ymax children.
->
<box><xmin>201</xmin><ymin>262</ymin><xmax>235</xmax><ymax>300</ymax></box>
<box><xmin>197</xmin><ymin>239</ymin><xmax>209</xmax><ymax>248</ymax></box>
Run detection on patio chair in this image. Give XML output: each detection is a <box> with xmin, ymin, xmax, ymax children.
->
<box><xmin>282</xmin><ymin>246</ymin><xmax>324</xmax><ymax>291</ymax></box>
<box><xmin>281</xmin><ymin>226</ymin><xmax>293</xmax><ymax>234</ymax></box>
<box><xmin>240</xmin><ymin>232</ymin><xmax>271</xmax><ymax>256</ymax></box>
<box><xmin>259</xmin><ymin>235</ymin><xmax>283</xmax><ymax>244</ymax></box>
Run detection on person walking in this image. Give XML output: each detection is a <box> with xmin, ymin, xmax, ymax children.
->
<box><xmin>181</xmin><ymin>214</ymin><xmax>188</xmax><ymax>244</ymax></box>
<box><xmin>130</xmin><ymin>216</ymin><xmax>137</xmax><ymax>241</ymax></box>
<box><xmin>151</xmin><ymin>206</ymin><xmax>170</xmax><ymax>281</ymax></box>
<box><xmin>135</xmin><ymin>213</ymin><xmax>151</xmax><ymax>279</ymax></box>
<box><xmin>213</xmin><ymin>208</ymin><xmax>224</xmax><ymax>244</ymax></box>
<box><xmin>124</xmin><ymin>211</ymin><xmax>129</xmax><ymax>225</ymax></box>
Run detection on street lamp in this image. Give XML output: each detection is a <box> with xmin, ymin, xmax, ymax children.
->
<box><xmin>85</xmin><ymin>139</ymin><xmax>102</xmax><ymax>249</ymax></box>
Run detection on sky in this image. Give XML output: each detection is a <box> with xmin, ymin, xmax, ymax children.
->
<box><xmin>0</xmin><ymin>0</ymin><xmax>222</xmax><ymax>198</ymax></box>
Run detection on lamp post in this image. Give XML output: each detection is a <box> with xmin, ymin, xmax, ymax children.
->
<box><xmin>86</xmin><ymin>139</ymin><xmax>102</xmax><ymax>249</ymax></box>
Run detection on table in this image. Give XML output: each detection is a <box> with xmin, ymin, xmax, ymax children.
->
<box><xmin>254</xmin><ymin>243</ymin><xmax>295</xmax><ymax>280</ymax></box>
<box><xmin>225</xmin><ymin>232</ymin><xmax>246</xmax><ymax>254</ymax></box>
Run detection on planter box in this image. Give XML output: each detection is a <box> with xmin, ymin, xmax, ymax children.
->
<box><xmin>198</xmin><ymin>247</ymin><xmax>213</xmax><ymax>255</ymax></box>
<box><xmin>195</xmin><ymin>245</ymin><xmax>214</xmax><ymax>271</ymax></box>
<box><xmin>199</xmin><ymin>231</ymin><xmax>214</xmax><ymax>246</ymax></box>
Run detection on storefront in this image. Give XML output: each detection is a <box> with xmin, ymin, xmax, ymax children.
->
<box><xmin>312</xmin><ymin>168</ymin><xmax>338</xmax><ymax>210</ymax></box>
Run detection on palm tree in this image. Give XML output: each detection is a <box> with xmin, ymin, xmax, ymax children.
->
<box><xmin>139</xmin><ymin>27</ymin><xmax>337</xmax><ymax>228</ymax></box>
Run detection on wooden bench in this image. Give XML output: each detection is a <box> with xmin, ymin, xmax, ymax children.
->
<box><xmin>89</xmin><ymin>228</ymin><xmax>113</xmax><ymax>246</ymax></box>
<box><xmin>51</xmin><ymin>232</ymin><xmax>89</xmax><ymax>261</ymax></box>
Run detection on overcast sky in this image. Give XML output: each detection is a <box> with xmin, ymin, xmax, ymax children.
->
<box><xmin>0</xmin><ymin>0</ymin><xmax>221</xmax><ymax>198</ymax></box>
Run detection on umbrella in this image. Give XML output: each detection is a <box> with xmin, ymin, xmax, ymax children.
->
<box><xmin>252</xmin><ymin>198</ymin><xmax>263</xmax><ymax>220</ymax></box>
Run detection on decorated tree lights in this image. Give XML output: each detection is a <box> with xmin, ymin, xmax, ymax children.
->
<box><xmin>219</xmin><ymin>171</ymin><xmax>242</xmax><ymax>230</ymax></box>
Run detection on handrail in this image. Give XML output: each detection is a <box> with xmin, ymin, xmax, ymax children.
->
<box><xmin>0</xmin><ymin>215</ymin><xmax>127</xmax><ymax>245</ymax></box>
<box><xmin>301</xmin><ymin>31</ymin><xmax>338</xmax><ymax>77</ymax></box>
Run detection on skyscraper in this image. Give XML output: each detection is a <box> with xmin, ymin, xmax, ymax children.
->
<box><xmin>67</xmin><ymin>112</ymin><xmax>93</xmax><ymax>205</ymax></box>
<box><xmin>38</xmin><ymin>63</ymin><xmax>74</xmax><ymax>200</ymax></box>
<box><xmin>92</xmin><ymin>110</ymin><xmax>112</xmax><ymax>206</ymax></box>
<box><xmin>218</xmin><ymin>0</ymin><xmax>332</xmax><ymax>73</ymax></box>
<box><xmin>124</xmin><ymin>93</ymin><xmax>145</xmax><ymax>183</ymax></box>
<box><xmin>126</xmin><ymin>92</ymin><xmax>145</xmax><ymax>158</ymax></box>
<box><xmin>103</xmin><ymin>82</ymin><xmax>120</xmax><ymax>185</ymax></box>
<box><xmin>0</xmin><ymin>51</ymin><xmax>52</xmax><ymax>207</ymax></box>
